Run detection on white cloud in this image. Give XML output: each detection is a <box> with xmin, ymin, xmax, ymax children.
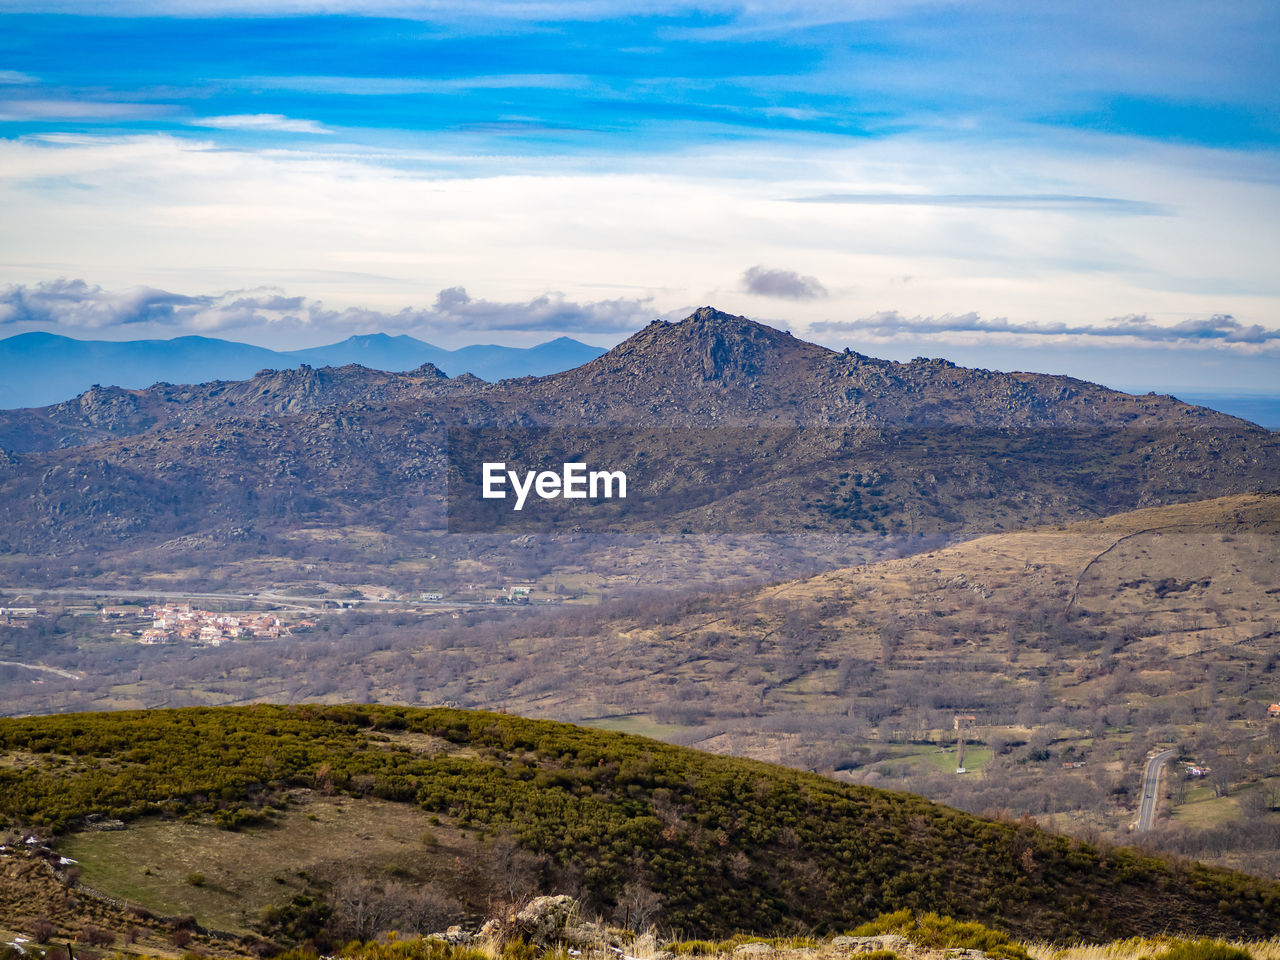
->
<box><xmin>789</xmin><ymin>192</ymin><xmax>1170</xmax><ymax>215</ymax></box>
<box><xmin>0</xmin><ymin>132</ymin><xmax>1277</xmax><ymax>359</ymax></box>
<box><xmin>0</xmin><ymin>278</ymin><xmax>651</xmax><ymax>338</ymax></box>
<box><xmin>189</xmin><ymin>113</ymin><xmax>333</xmax><ymax>134</ymax></box>
<box><xmin>0</xmin><ymin>70</ymin><xmax>37</xmax><ymax>85</ymax></box>
<box><xmin>0</xmin><ymin>278</ymin><xmax>206</xmax><ymax>327</ymax></box>
<box><xmin>0</xmin><ymin>99</ymin><xmax>174</xmax><ymax>121</ymax></box>
<box><xmin>808</xmin><ymin>310</ymin><xmax>1280</xmax><ymax>347</ymax></box>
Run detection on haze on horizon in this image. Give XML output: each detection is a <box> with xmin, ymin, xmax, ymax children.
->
<box><xmin>1</xmin><ymin>0</ymin><xmax>1278</xmax><ymax>395</ymax></box>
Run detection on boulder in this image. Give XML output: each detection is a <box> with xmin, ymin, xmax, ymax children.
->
<box><xmin>514</xmin><ymin>895</ymin><xmax>578</xmax><ymax>944</ymax></box>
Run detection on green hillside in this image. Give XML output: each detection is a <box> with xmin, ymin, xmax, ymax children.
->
<box><xmin>1</xmin><ymin>705</ymin><xmax>1277</xmax><ymax>942</ymax></box>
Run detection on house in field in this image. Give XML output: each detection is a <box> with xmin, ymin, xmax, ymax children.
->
<box><xmin>1267</xmin><ymin>703</ymin><xmax>1280</xmax><ymax>718</ymax></box>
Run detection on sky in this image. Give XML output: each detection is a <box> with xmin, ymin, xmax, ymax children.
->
<box><xmin>1</xmin><ymin>0</ymin><xmax>1278</xmax><ymax>393</ymax></box>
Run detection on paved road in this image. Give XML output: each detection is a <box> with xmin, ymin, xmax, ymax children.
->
<box><xmin>5</xmin><ymin>586</ymin><xmax>496</xmax><ymax>611</ymax></box>
<box><xmin>10</xmin><ymin>586</ymin><xmax>360</xmax><ymax>609</ymax></box>
<box><xmin>1136</xmin><ymin>748</ymin><xmax>1177</xmax><ymax>831</ymax></box>
<box><xmin>0</xmin><ymin>660</ymin><xmax>83</xmax><ymax>680</ymax></box>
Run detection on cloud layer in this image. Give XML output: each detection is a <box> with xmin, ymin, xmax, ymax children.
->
<box><xmin>810</xmin><ymin>311</ymin><xmax>1280</xmax><ymax>346</ymax></box>
<box><xmin>0</xmin><ymin>2</ymin><xmax>1277</xmax><ymax>385</ymax></box>
<box><xmin>789</xmin><ymin>193</ymin><xmax>1171</xmax><ymax>215</ymax></box>
<box><xmin>0</xmin><ymin>278</ymin><xmax>652</xmax><ymax>339</ymax></box>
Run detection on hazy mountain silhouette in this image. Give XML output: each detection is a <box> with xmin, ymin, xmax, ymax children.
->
<box><xmin>0</xmin><ymin>331</ymin><xmax>606</xmax><ymax>408</ymax></box>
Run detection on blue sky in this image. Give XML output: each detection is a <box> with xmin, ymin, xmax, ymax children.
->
<box><xmin>1</xmin><ymin>0</ymin><xmax>1278</xmax><ymax>392</ymax></box>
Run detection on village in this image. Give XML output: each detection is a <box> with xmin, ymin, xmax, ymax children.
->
<box><xmin>103</xmin><ymin>603</ymin><xmax>314</xmax><ymax>645</ymax></box>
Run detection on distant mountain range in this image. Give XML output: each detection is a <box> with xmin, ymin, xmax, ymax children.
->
<box><xmin>1</xmin><ymin>307</ymin><xmax>1277</xmax><ymax>559</ymax></box>
<box><xmin>0</xmin><ymin>331</ymin><xmax>606</xmax><ymax>409</ymax></box>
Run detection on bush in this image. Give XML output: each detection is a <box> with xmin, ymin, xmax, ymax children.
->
<box><xmin>1153</xmin><ymin>942</ymin><xmax>1254</xmax><ymax>960</ymax></box>
<box><xmin>668</xmin><ymin>942</ymin><xmax>722</xmax><ymax>956</ymax></box>
<box><xmin>850</xmin><ymin>912</ymin><xmax>1030</xmax><ymax>960</ymax></box>
<box><xmin>80</xmin><ymin>924</ymin><xmax>115</xmax><ymax>947</ymax></box>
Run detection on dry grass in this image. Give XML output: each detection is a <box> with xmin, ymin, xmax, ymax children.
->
<box><xmin>56</xmin><ymin>796</ymin><xmax>471</xmax><ymax>935</ymax></box>
<box><xmin>1025</xmin><ymin>938</ymin><xmax>1280</xmax><ymax>960</ymax></box>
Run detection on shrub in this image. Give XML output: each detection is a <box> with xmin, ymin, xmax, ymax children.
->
<box><xmin>30</xmin><ymin>919</ymin><xmax>56</xmax><ymax>944</ymax></box>
<box><xmin>1153</xmin><ymin>942</ymin><xmax>1254</xmax><ymax>960</ymax></box>
<box><xmin>851</xmin><ymin>912</ymin><xmax>1030</xmax><ymax>960</ymax></box>
<box><xmin>668</xmin><ymin>942</ymin><xmax>722</xmax><ymax>956</ymax></box>
<box><xmin>80</xmin><ymin>924</ymin><xmax>115</xmax><ymax>947</ymax></box>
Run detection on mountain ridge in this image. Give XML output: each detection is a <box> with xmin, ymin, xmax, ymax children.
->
<box><xmin>0</xmin><ymin>306</ymin><xmax>1275</xmax><ymax>558</ymax></box>
<box><xmin>0</xmin><ymin>330</ymin><xmax>607</xmax><ymax>410</ymax></box>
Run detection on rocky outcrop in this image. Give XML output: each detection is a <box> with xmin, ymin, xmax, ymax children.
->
<box><xmin>478</xmin><ymin>895</ymin><xmax>625</xmax><ymax>951</ymax></box>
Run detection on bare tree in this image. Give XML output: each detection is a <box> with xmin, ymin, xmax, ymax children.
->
<box><xmin>1209</xmin><ymin>755</ymin><xmax>1239</xmax><ymax>798</ymax></box>
<box><xmin>616</xmin><ymin>879</ymin><xmax>662</xmax><ymax>932</ymax></box>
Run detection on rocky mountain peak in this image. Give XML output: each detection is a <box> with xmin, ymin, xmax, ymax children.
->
<box><xmin>412</xmin><ymin>361</ymin><xmax>449</xmax><ymax>379</ymax></box>
<box><xmin>592</xmin><ymin>306</ymin><xmax>826</xmax><ymax>383</ymax></box>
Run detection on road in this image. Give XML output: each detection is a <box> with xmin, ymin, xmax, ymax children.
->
<box><xmin>5</xmin><ymin>586</ymin><xmax>497</xmax><ymax>611</ymax></box>
<box><xmin>10</xmin><ymin>586</ymin><xmax>360</xmax><ymax>609</ymax></box>
<box><xmin>1136</xmin><ymin>748</ymin><xmax>1177</xmax><ymax>831</ymax></box>
<box><xmin>0</xmin><ymin>660</ymin><xmax>83</xmax><ymax>680</ymax></box>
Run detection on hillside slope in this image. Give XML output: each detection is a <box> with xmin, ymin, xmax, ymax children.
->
<box><xmin>1</xmin><ymin>705</ymin><xmax>1278</xmax><ymax>943</ymax></box>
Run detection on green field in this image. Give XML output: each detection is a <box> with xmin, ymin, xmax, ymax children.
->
<box><xmin>59</xmin><ymin>798</ymin><xmax>452</xmax><ymax>934</ymax></box>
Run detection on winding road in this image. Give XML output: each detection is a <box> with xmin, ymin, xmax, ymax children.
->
<box><xmin>1136</xmin><ymin>748</ymin><xmax>1177</xmax><ymax>831</ymax></box>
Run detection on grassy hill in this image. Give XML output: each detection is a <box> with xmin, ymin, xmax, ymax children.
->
<box><xmin>1</xmin><ymin>705</ymin><xmax>1279</xmax><ymax>946</ymax></box>
<box><xmin>417</xmin><ymin>493</ymin><xmax>1277</xmax><ymax>871</ymax></box>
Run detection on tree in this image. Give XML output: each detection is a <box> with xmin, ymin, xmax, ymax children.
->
<box><xmin>1209</xmin><ymin>755</ymin><xmax>1239</xmax><ymax>798</ymax></box>
<box><xmin>616</xmin><ymin>879</ymin><xmax>662</xmax><ymax>932</ymax></box>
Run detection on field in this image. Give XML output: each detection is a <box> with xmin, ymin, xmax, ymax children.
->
<box><xmin>58</xmin><ymin>797</ymin><xmax>461</xmax><ymax>935</ymax></box>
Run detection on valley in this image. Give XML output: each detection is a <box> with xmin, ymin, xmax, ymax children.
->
<box><xmin>1</xmin><ymin>309</ymin><xmax>1277</xmax><ymax>952</ymax></box>
<box><xmin>3</xmin><ymin>493</ymin><xmax>1278</xmax><ymax>880</ymax></box>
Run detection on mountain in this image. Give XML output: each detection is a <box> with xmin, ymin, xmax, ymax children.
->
<box><xmin>524</xmin><ymin>307</ymin><xmax>1250</xmax><ymax>429</ymax></box>
<box><xmin>286</xmin><ymin>333</ymin><xmax>606</xmax><ymax>381</ymax></box>
<box><xmin>0</xmin><ymin>332</ymin><xmax>284</xmax><ymax>410</ymax></box>
<box><xmin>0</xmin><ymin>330</ymin><xmax>607</xmax><ymax>409</ymax></box>
<box><xmin>284</xmin><ymin>332</ymin><xmax>452</xmax><ymax>371</ymax></box>
<box><xmin>446</xmin><ymin>335</ymin><xmax>610</xmax><ymax>382</ymax></box>
<box><xmin>0</xmin><ymin>362</ymin><xmax>460</xmax><ymax>453</ymax></box>
<box><xmin>1</xmin><ymin>704</ymin><xmax>1277</xmax><ymax>944</ymax></box>
<box><xmin>0</xmin><ymin>307</ymin><xmax>1276</xmax><ymax>560</ymax></box>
